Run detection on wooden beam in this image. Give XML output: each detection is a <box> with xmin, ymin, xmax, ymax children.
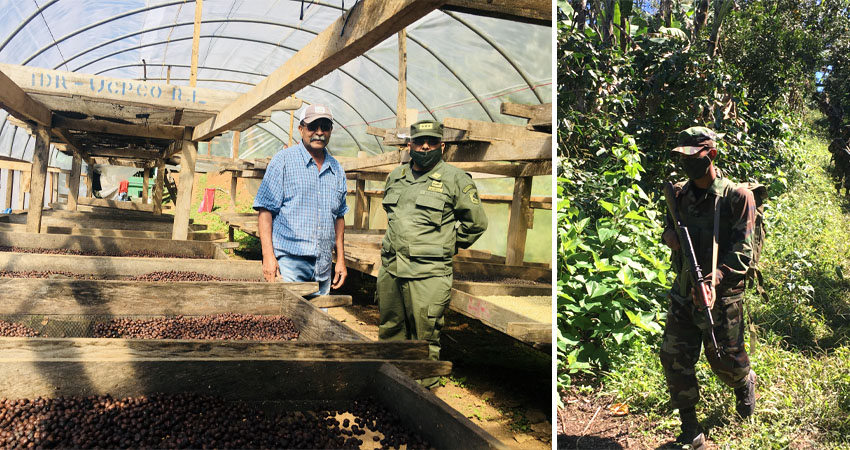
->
<box><xmin>441</xmin><ymin>0</ymin><xmax>551</xmax><ymax>25</ymax></box>
<box><xmin>192</xmin><ymin>0</ymin><xmax>443</xmax><ymax>141</ymax></box>
<box><xmin>67</xmin><ymin>152</ymin><xmax>82</xmax><ymax>211</ymax></box>
<box><xmin>53</xmin><ymin>116</ymin><xmax>185</xmax><ymax>140</ymax></box>
<box><xmin>0</xmin><ymin>66</ymin><xmax>52</xmax><ymax>125</ymax></box>
<box><xmin>172</xmin><ymin>140</ymin><xmax>197</xmax><ymax>240</ymax></box>
<box><xmin>190</xmin><ymin>0</ymin><xmax>203</xmax><ymax>87</ymax></box>
<box><xmin>87</xmin><ymin>147</ymin><xmax>162</xmax><ymax>159</ymax></box>
<box><xmin>0</xmin><ymin>63</ymin><xmax>302</xmax><ymax>120</ymax></box>
<box><xmin>505</xmin><ymin>177</ymin><xmax>532</xmax><ymax>265</ymax></box>
<box><xmin>26</xmin><ymin>126</ymin><xmax>50</xmax><ymax>233</ymax></box>
<box><xmin>500</xmin><ymin>102</ymin><xmax>552</xmax><ymax>129</ymax></box>
<box><xmin>78</xmin><ymin>196</ymin><xmax>155</xmax><ymax>212</ymax></box>
<box><xmin>309</xmin><ymin>295</ymin><xmax>354</xmax><ymax>308</ymax></box>
<box><xmin>340</xmin><ymin>150</ymin><xmax>403</xmax><ymax>171</ymax></box>
<box><xmin>443</xmin><ymin>138</ymin><xmax>550</xmax><ymax>162</ymax></box>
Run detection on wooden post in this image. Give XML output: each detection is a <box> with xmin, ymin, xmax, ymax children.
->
<box><xmin>84</xmin><ymin>164</ymin><xmax>93</xmax><ymax>198</ymax></box>
<box><xmin>172</xmin><ymin>140</ymin><xmax>197</xmax><ymax>240</ymax></box>
<box><xmin>190</xmin><ymin>0</ymin><xmax>203</xmax><ymax>87</ymax></box>
<box><xmin>153</xmin><ymin>159</ymin><xmax>165</xmax><ymax>215</ymax></box>
<box><xmin>230</xmin><ymin>130</ymin><xmax>240</xmax><ymax>210</ymax></box>
<box><xmin>18</xmin><ymin>171</ymin><xmax>26</xmax><ymax>210</ymax></box>
<box><xmin>505</xmin><ymin>176</ymin><xmax>532</xmax><ymax>266</ymax></box>
<box><xmin>353</xmin><ymin>152</ymin><xmax>369</xmax><ymax>230</ymax></box>
<box><xmin>4</xmin><ymin>170</ymin><xmax>13</xmax><ymax>210</ymax></box>
<box><xmin>288</xmin><ymin>111</ymin><xmax>294</xmax><ymax>147</ymax></box>
<box><xmin>397</xmin><ymin>29</ymin><xmax>407</xmax><ymax>129</ymax></box>
<box><xmin>26</xmin><ymin>126</ymin><xmax>50</xmax><ymax>233</ymax></box>
<box><xmin>67</xmin><ymin>153</ymin><xmax>82</xmax><ymax>211</ymax></box>
<box><xmin>142</xmin><ymin>168</ymin><xmax>150</xmax><ymax>204</ymax></box>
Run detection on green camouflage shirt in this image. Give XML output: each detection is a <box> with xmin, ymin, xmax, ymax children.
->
<box><xmin>381</xmin><ymin>160</ymin><xmax>488</xmax><ymax>279</ymax></box>
<box><xmin>666</xmin><ymin>176</ymin><xmax>756</xmax><ymax>302</ymax></box>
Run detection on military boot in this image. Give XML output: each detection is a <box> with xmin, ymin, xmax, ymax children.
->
<box><xmin>735</xmin><ymin>369</ymin><xmax>756</xmax><ymax>418</ymax></box>
<box><xmin>676</xmin><ymin>408</ymin><xmax>706</xmax><ymax>449</ymax></box>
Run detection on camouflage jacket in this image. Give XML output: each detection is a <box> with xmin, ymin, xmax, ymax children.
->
<box><xmin>665</xmin><ymin>176</ymin><xmax>756</xmax><ymax>303</ymax></box>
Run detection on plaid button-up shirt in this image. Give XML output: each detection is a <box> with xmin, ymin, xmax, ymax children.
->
<box><xmin>253</xmin><ymin>142</ymin><xmax>349</xmax><ymax>279</ymax></box>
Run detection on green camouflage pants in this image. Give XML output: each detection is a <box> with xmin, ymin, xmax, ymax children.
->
<box><xmin>660</xmin><ymin>294</ymin><xmax>751</xmax><ymax>410</ymax></box>
<box><xmin>376</xmin><ymin>268</ymin><xmax>452</xmax><ymax>387</ymax></box>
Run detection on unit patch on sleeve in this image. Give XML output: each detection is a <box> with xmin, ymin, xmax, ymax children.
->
<box><xmin>462</xmin><ymin>184</ymin><xmax>474</xmax><ymax>193</ymax></box>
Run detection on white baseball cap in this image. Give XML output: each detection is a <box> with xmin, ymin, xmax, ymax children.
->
<box><xmin>299</xmin><ymin>104</ymin><xmax>333</xmax><ymax>124</ymax></box>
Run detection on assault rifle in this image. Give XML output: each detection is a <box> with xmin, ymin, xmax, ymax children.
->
<box><xmin>663</xmin><ymin>182</ymin><xmax>721</xmax><ymax>359</ymax></box>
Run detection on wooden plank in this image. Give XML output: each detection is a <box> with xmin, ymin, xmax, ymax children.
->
<box><xmin>449</xmin><ymin>288</ymin><xmax>550</xmax><ymax>344</ymax></box>
<box><xmin>0</xmin><ymin>231</ymin><xmax>221</xmax><ymax>259</ymax></box>
<box><xmin>453</xmin><ymin>261</ymin><xmax>551</xmax><ymax>282</ymax></box>
<box><xmin>0</xmin><ymin>278</ymin><xmax>318</xmax><ymax>316</ymax></box>
<box><xmin>309</xmin><ymin>295</ymin><xmax>354</xmax><ymax>308</ymax></box>
<box><xmin>172</xmin><ymin>140</ymin><xmax>197</xmax><ymax>240</ymax></box>
<box><xmin>0</xmin><ymin>66</ymin><xmax>52</xmax><ymax>125</ymax></box>
<box><xmin>78</xmin><ymin>196</ymin><xmax>155</xmax><ymax>212</ymax></box>
<box><xmin>87</xmin><ymin>146</ymin><xmax>161</xmax><ymax>159</ymax></box>
<box><xmin>0</xmin><ymin>252</ymin><xmax>271</xmax><ymax>282</ymax></box>
<box><xmin>505</xmin><ymin>322</ymin><xmax>552</xmax><ymax>344</ymax></box>
<box><xmin>506</xmin><ymin>176</ymin><xmax>532</xmax><ymax>265</ymax></box>
<box><xmin>443</xmin><ymin>138</ymin><xmax>550</xmax><ymax>162</ymax></box>
<box><xmin>26</xmin><ymin>126</ymin><xmax>50</xmax><ymax>233</ymax></box>
<box><xmin>192</xmin><ymin>0</ymin><xmax>443</xmax><ymax>141</ymax></box>
<box><xmin>0</xmin><ymin>338</ymin><xmax>431</xmax><ymax>361</ymax></box>
<box><xmin>0</xmin><ymin>222</ymin><xmax>214</xmax><ymax>240</ymax></box>
<box><xmin>442</xmin><ymin>117</ymin><xmax>551</xmax><ymax>144</ymax></box>
<box><xmin>68</xmin><ymin>152</ymin><xmax>82</xmax><ymax>210</ymax></box>
<box><xmin>452</xmin><ymin>280</ymin><xmax>551</xmax><ymax>297</ymax></box>
<box><xmin>0</xmin><ymin>63</ymin><xmax>302</xmax><ymax>123</ymax></box>
<box><xmin>441</xmin><ymin>0</ymin><xmax>551</xmax><ymax>25</ymax></box>
<box><xmin>0</xmin><ymin>213</ymin><xmax>205</xmax><ymax>232</ymax></box>
<box><xmin>500</xmin><ymin>102</ymin><xmax>552</xmax><ymax>122</ymax></box>
<box><xmin>340</xmin><ymin>150</ymin><xmax>403</xmax><ymax>171</ymax></box>
<box><xmin>53</xmin><ymin>115</ymin><xmax>185</xmax><ymax>140</ymax></box>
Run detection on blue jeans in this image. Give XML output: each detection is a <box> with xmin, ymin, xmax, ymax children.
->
<box><xmin>276</xmin><ymin>253</ymin><xmax>331</xmax><ymax>298</ymax></box>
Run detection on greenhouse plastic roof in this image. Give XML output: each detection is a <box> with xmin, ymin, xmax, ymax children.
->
<box><xmin>0</xmin><ymin>0</ymin><xmax>552</xmax><ymax>166</ymax></box>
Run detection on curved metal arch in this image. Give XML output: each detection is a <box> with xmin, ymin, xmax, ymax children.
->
<box><xmin>32</xmin><ymin>12</ymin><xmax>438</xmax><ymax>123</ymax></box>
<box><xmin>21</xmin><ymin>0</ymin><xmax>187</xmax><ymax>66</ymax></box>
<box><xmin>405</xmin><ymin>34</ymin><xmax>494</xmax><ymax>121</ymax></box>
<box><xmin>0</xmin><ymin>0</ymin><xmax>61</xmax><ymax>55</ymax></box>
<box><xmin>56</xmin><ymin>17</ymin><xmax>399</xmax><ymax>117</ymax></box>
<box><xmin>443</xmin><ymin>11</ymin><xmax>544</xmax><ymax>104</ymax></box>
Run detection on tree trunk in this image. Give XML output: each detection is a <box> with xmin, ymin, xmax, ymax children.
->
<box><xmin>693</xmin><ymin>0</ymin><xmax>709</xmax><ymax>41</ymax></box>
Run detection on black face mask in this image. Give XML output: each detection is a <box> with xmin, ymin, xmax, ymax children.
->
<box><xmin>680</xmin><ymin>155</ymin><xmax>712</xmax><ymax>179</ymax></box>
<box><xmin>410</xmin><ymin>148</ymin><xmax>442</xmax><ymax>169</ymax></box>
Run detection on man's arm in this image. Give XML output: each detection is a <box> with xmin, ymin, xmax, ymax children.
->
<box><xmin>714</xmin><ymin>186</ymin><xmax>756</xmax><ymax>292</ymax></box>
<box><xmin>454</xmin><ymin>173</ymin><xmax>488</xmax><ymax>249</ymax></box>
<box><xmin>332</xmin><ymin>217</ymin><xmax>347</xmax><ymax>289</ymax></box>
<box><xmin>257</xmin><ymin>208</ymin><xmax>280</xmax><ymax>282</ymax></box>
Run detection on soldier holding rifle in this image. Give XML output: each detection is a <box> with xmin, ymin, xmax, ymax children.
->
<box><xmin>660</xmin><ymin>127</ymin><xmax>757</xmax><ymax>447</ymax></box>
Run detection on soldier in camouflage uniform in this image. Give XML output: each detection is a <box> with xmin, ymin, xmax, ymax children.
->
<box><xmin>377</xmin><ymin>120</ymin><xmax>488</xmax><ymax>388</ymax></box>
<box><xmin>660</xmin><ymin>127</ymin><xmax>757</xmax><ymax>447</ymax></box>
<box><xmin>829</xmin><ymin>127</ymin><xmax>850</xmax><ymax>196</ymax></box>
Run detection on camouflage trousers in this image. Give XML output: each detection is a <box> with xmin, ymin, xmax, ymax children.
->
<box><xmin>659</xmin><ymin>293</ymin><xmax>751</xmax><ymax>410</ymax></box>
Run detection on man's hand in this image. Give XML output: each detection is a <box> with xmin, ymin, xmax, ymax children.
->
<box><xmin>331</xmin><ymin>260</ymin><xmax>347</xmax><ymax>289</ymax></box>
<box><xmin>262</xmin><ymin>256</ymin><xmax>281</xmax><ymax>282</ymax></box>
<box><xmin>692</xmin><ymin>280</ymin><xmax>715</xmax><ymax>310</ymax></box>
<box><xmin>662</xmin><ymin>228</ymin><xmax>681</xmax><ymax>250</ymax></box>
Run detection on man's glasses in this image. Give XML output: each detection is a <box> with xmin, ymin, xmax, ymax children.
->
<box><xmin>412</xmin><ymin>136</ymin><xmax>441</xmax><ymax>147</ymax></box>
<box><xmin>306</xmin><ymin>120</ymin><xmax>333</xmax><ymax>132</ymax></box>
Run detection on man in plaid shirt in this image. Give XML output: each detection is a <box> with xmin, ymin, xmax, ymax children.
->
<box><xmin>254</xmin><ymin>104</ymin><xmax>348</xmax><ymax>296</ymax></box>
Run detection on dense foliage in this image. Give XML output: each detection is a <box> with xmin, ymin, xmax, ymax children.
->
<box><xmin>557</xmin><ymin>0</ymin><xmax>850</xmax><ymax>393</ymax></box>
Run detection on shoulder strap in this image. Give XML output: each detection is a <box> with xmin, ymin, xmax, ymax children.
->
<box><xmin>711</xmin><ymin>194</ymin><xmax>720</xmax><ymax>299</ymax></box>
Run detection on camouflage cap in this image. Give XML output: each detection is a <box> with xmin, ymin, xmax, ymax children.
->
<box><xmin>671</xmin><ymin>126</ymin><xmax>723</xmax><ymax>156</ymax></box>
<box><xmin>410</xmin><ymin>120</ymin><xmax>443</xmax><ymax>139</ymax></box>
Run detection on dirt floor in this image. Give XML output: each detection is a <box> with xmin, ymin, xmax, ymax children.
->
<box><xmin>330</xmin><ymin>272</ymin><xmax>553</xmax><ymax>450</ymax></box>
<box><xmin>196</xmin><ymin>172</ymin><xmax>554</xmax><ymax>449</ymax></box>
